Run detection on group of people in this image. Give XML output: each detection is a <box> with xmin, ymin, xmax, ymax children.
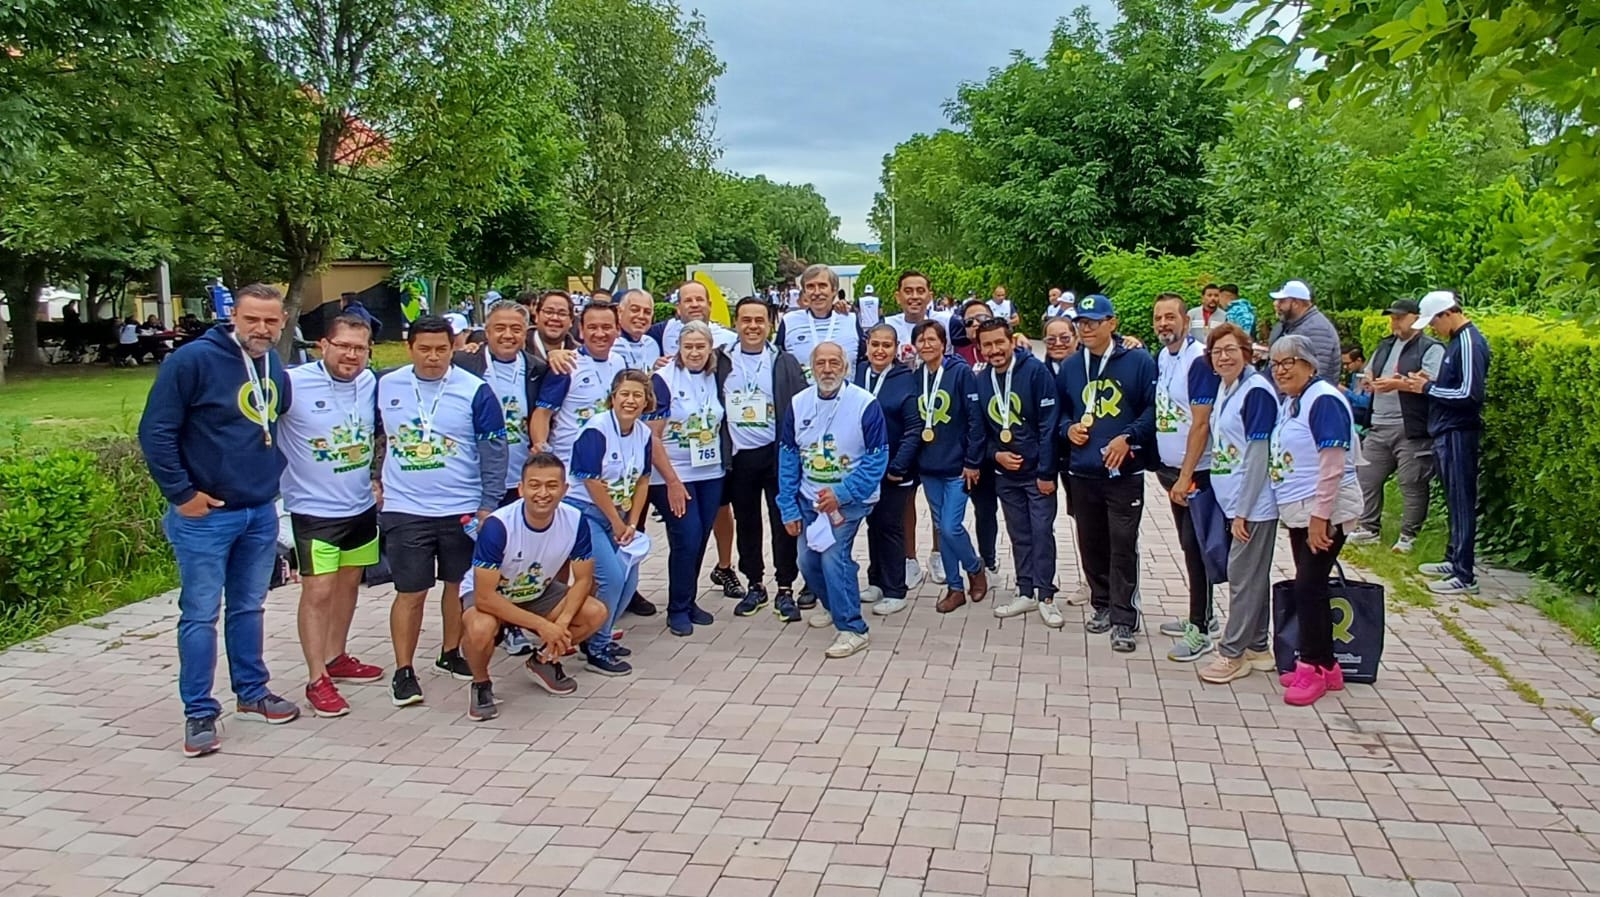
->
<box><xmin>138</xmin><ymin>266</ymin><xmax>1489</xmax><ymax>759</ymax></box>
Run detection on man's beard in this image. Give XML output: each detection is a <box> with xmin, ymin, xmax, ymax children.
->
<box><xmin>1157</xmin><ymin>330</ymin><xmax>1182</xmax><ymax>347</ymax></box>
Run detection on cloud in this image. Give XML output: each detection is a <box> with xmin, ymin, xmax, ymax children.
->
<box><xmin>690</xmin><ymin>0</ymin><xmax>1118</xmax><ymax>243</ymax></box>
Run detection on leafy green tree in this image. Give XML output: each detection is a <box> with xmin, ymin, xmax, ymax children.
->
<box><xmin>546</xmin><ymin>0</ymin><xmax>721</xmax><ymax>291</ymax></box>
<box><xmin>868</xmin><ymin>130</ymin><xmax>978</xmax><ymax>265</ymax></box>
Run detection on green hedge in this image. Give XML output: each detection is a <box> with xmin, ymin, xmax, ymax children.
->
<box><xmin>1082</xmin><ymin>246</ymin><xmax>1272</xmax><ymax>344</ymax></box>
<box><xmin>1341</xmin><ymin>312</ymin><xmax>1600</xmax><ymax>592</ymax></box>
<box><xmin>0</xmin><ymin>437</ymin><xmax>176</xmax><ymax>645</ymax></box>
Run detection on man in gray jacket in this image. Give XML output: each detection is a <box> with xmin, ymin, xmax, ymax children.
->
<box><xmin>1266</xmin><ymin>280</ymin><xmax>1341</xmax><ymax>383</ymax></box>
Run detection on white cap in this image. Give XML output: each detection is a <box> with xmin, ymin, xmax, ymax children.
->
<box><xmin>1269</xmin><ymin>280</ymin><xmax>1313</xmax><ymax>302</ymax></box>
<box><xmin>862</xmin><ymin>284</ymin><xmax>875</xmax><ymax>295</ymax></box>
<box><xmin>1413</xmin><ymin>290</ymin><xmax>1458</xmax><ymax>330</ymax></box>
<box><xmin>442</xmin><ymin>312</ymin><xmax>469</xmax><ymax>335</ymax></box>
<box><xmin>1063</xmin><ymin>291</ymin><xmax>1076</xmax><ymax>304</ymax></box>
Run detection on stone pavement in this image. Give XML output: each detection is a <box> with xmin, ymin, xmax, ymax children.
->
<box><xmin>2</xmin><ymin>477</ymin><xmax>1598</xmax><ymax>897</ymax></box>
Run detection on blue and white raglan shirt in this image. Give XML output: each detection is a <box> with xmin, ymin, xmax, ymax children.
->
<box><xmin>1269</xmin><ymin>378</ymin><xmax>1358</xmax><ymax>504</ymax></box>
<box><xmin>884</xmin><ymin>311</ymin><xmax>955</xmax><ymax>366</ymax></box>
<box><xmin>376</xmin><ymin>364</ymin><xmax>507</xmax><ymax>517</ymax></box>
<box><xmin>614</xmin><ymin>332</ymin><xmax>663</xmax><ymax>372</ymax></box>
<box><xmin>1210</xmin><ymin>369</ymin><xmax>1279</xmax><ymax>522</ymax></box>
<box><xmin>1155</xmin><ymin>336</ymin><xmax>1221</xmax><ymax>470</ymax></box>
<box><xmin>536</xmin><ymin>348</ymin><xmax>629</xmax><ymax>466</ymax></box>
<box><xmin>482</xmin><ymin>353</ymin><xmax>531</xmax><ymax>491</ymax></box>
<box><xmin>777</xmin><ymin>382</ymin><xmax>889</xmax><ymax>521</ymax></box>
<box><xmin>279</xmin><ymin>362</ymin><xmax>377</xmax><ymax>517</ymax></box>
<box><xmin>648</xmin><ymin>363</ymin><xmax>725</xmax><ymax>484</ymax></box>
<box><xmin>777</xmin><ymin>309</ymin><xmax>862</xmax><ymax>381</ymax></box>
<box><xmin>566</xmin><ymin>409</ymin><xmax>653</xmax><ymax>516</ymax></box>
<box><xmin>461</xmin><ymin>501</ymin><xmax>591</xmax><ymax>606</ymax></box>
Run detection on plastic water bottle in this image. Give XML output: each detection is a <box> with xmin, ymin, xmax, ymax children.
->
<box><xmin>829</xmin><ymin>510</ymin><xmax>845</xmax><ymax>526</ymax></box>
<box><xmin>461</xmin><ymin>514</ymin><xmax>480</xmax><ymax>540</ymax></box>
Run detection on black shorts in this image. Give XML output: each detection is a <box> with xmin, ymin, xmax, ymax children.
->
<box><xmin>378</xmin><ymin>511</ymin><xmax>475</xmax><ymax>593</ymax></box>
<box><xmin>292</xmin><ymin>507</ymin><xmax>380</xmax><ymax>576</ymax></box>
<box><xmin>461</xmin><ymin>578</ymin><xmax>569</xmax><ymax>618</ymax></box>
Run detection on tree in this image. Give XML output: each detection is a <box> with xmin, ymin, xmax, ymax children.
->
<box><xmin>868</xmin><ymin>130</ymin><xmax>978</xmax><ymax>265</ymax></box>
<box><xmin>78</xmin><ymin>0</ymin><xmax>567</xmax><ymax>356</ymax></box>
<box><xmin>1208</xmin><ymin>0</ymin><xmax>1600</xmax><ymax>302</ymax></box>
<box><xmin>546</xmin><ymin>0</ymin><xmax>722</xmax><ymax>291</ymax></box>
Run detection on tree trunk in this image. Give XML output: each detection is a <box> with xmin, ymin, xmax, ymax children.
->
<box><xmin>277</xmin><ymin>256</ymin><xmax>315</xmax><ymax>362</ymax></box>
<box><xmin>1</xmin><ymin>258</ymin><xmax>48</xmax><ymax>373</ymax></box>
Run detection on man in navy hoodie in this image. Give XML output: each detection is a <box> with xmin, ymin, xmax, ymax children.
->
<box><xmin>1055</xmin><ymin>294</ymin><xmax>1158</xmax><ymax>653</ymax></box>
<box><xmin>139</xmin><ymin>283</ymin><xmax>302</xmax><ymax>758</ymax></box>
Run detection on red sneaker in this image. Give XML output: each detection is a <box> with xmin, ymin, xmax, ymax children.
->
<box><xmin>306</xmin><ymin>676</ymin><xmax>351</xmax><ymax>718</ymax></box>
<box><xmin>326</xmin><ymin>654</ymin><xmax>384</xmax><ymax>683</ymax></box>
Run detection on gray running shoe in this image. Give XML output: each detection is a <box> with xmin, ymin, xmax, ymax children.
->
<box><xmin>1085</xmin><ymin>608</ymin><xmax>1112</xmax><ymax>634</ymax></box>
<box><xmin>1110</xmin><ymin>624</ymin><xmax>1138</xmax><ymax>653</ymax></box>
<box><xmin>1166</xmin><ymin>622</ymin><xmax>1214</xmax><ymax>663</ymax></box>
<box><xmin>184</xmin><ymin>717</ymin><xmax>220</xmax><ymax>758</ymax></box>
<box><xmin>469</xmin><ymin>681</ymin><xmax>498</xmax><ymax>722</ymax></box>
<box><xmin>235</xmin><ymin>693</ymin><xmax>300</xmax><ymax>725</ymax></box>
<box><xmin>525</xmin><ymin>657</ymin><xmax>578</xmax><ymax>695</ymax></box>
<box><xmin>1160</xmin><ymin>616</ymin><xmax>1221</xmax><ymax>638</ymax></box>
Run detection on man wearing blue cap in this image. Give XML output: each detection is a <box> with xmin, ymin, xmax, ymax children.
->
<box><xmin>1055</xmin><ymin>294</ymin><xmax>1157</xmax><ymax>653</ymax></box>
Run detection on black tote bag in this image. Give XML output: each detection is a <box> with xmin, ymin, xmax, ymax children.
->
<box><xmin>1272</xmin><ymin>562</ymin><xmax>1385</xmax><ymax>684</ymax></box>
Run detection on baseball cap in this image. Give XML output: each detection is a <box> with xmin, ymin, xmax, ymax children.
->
<box><xmin>1383</xmin><ymin>298</ymin><xmax>1420</xmax><ymax>316</ymax></box>
<box><xmin>484</xmin><ymin>290</ymin><xmax>502</xmax><ymax>303</ymax></box>
<box><xmin>862</xmin><ymin>284</ymin><xmax>875</xmax><ymax>295</ymax></box>
<box><xmin>442</xmin><ymin>312</ymin><xmax>469</xmax><ymax>335</ymax></box>
<box><xmin>1075</xmin><ymin>294</ymin><xmax>1115</xmax><ymax>321</ymax></box>
<box><xmin>1063</xmin><ymin>291</ymin><xmax>1076</xmax><ymax>304</ymax></box>
<box><xmin>1269</xmin><ymin>280</ymin><xmax>1313</xmax><ymax>302</ymax></box>
<box><xmin>1413</xmin><ymin>290</ymin><xmax>1458</xmax><ymax>330</ymax></box>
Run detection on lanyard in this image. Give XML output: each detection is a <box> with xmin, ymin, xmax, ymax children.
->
<box><xmin>989</xmin><ymin>363</ymin><xmax>1015</xmax><ymax>429</ymax></box>
<box><xmin>1217</xmin><ymin>367</ymin><xmax>1255</xmax><ymax>421</ymax></box>
<box><xmin>732</xmin><ymin>347</ymin><xmax>770</xmax><ymax>393</ymax></box>
<box><xmin>413</xmin><ymin>368</ymin><xmax>450</xmax><ymax>441</ymax></box>
<box><xmin>865</xmin><ymin>365</ymin><xmax>891</xmax><ymax>398</ymax></box>
<box><xmin>238</xmin><ymin>336</ymin><xmax>272</xmax><ymax>446</ymax></box>
<box><xmin>807</xmin><ymin>312</ymin><xmax>837</xmax><ymax>346</ymax></box>
<box><xmin>804</xmin><ymin>390</ymin><xmax>846</xmax><ymax>447</ymax></box>
<box><xmin>488</xmin><ymin>352</ymin><xmax>524</xmax><ymax>397</ymax></box>
<box><xmin>320</xmin><ymin>361</ymin><xmax>361</xmax><ymax>429</ymax></box>
<box><xmin>678</xmin><ymin>364</ymin><xmax>716</xmax><ymax>422</ymax></box>
<box><xmin>1159</xmin><ymin>337</ymin><xmax>1193</xmax><ymax>399</ymax></box>
<box><xmin>1083</xmin><ymin>347</ymin><xmax>1111</xmax><ymax>383</ymax></box>
<box><xmin>920</xmin><ymin>363</ymin><xmax>947</xmax><ymax>429</ymax></box>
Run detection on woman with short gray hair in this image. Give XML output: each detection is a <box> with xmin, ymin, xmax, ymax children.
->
<box><xmin>1267</xmin><ymin>334</ymin><xmax>1364</xmax><ymax>707</ymax></box>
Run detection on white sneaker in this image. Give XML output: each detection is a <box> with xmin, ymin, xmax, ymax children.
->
<box><xmin>1037</xmin><ymin>599</ymin><xmax>1066</xmax><ymax>629</ymax></box>
<box><xmin>1063</xmin><ymin>583</ymin><xmax>1091</xmax><ymax>606</ymax></box>
<box><xmin>1418</xmin><ymin>561</ymin><xmax>1454</xmax><ymax>577</ymax></box>
<box><xmin>1427</xmin><ymin>576</ymin><xmax>1480</xmax><ymax>595</ymax></box>
<box><xmin>872</xmin><ymin>597</ymin><xmax>908</xmax><ymax>616</ymax></box>
<box><xmin>1391</xmin><ymin>537</ymin><xmax>1415</xmax><ymax>554</ymax></box>
<box><xmin>905</xmin><ymin>559</ymin><xmax>924</xmax><ymax>589</ymax></box>
<box><xmin>825</xmin><ymin>631</ymin><xmax>869</xmax><ymax>658</ymax></box>
<box><xmin>806</xmin><ymin>605</ymin><xmax>834</xmax><ymax>628</ymax></box>
<box><xmin>994</xmin><ymin>595</ymin><xmax>1038</xmax><ymax>618</ymax></box>
<box><xmin>928</xmin><ymin>551</ymin><xmax>945</xmax><ymax>584</ymax></box>
<box><xmin>861</xmin><ymin>585</ymin><xmax>884</xmax><ymax>604</ymax></box>
<box><xmin>1346</xmin><ymin>528</ymin><xmax>1380</xmax><ymax>545</ymax></box>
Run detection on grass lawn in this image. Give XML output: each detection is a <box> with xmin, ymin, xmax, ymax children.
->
<box><xmin>0</xmin><ymin>365</ymin><xmax>157</xmax><ymax>447</ymax></box>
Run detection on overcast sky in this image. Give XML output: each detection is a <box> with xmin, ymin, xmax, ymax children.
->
<box><xmin>689</xmin><ymin>0</ymin><xmax>1119</xmax><ymax>244</ymax></box>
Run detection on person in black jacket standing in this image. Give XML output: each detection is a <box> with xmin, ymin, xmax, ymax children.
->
<box><xmin>975</xmin><ymin>320</ymin><xmax>1063</xmax><ymax>626</ymax></box>
<box><xmin>1055</xmin><ymin>294</ymin><xmax>1158</xmax><ymax>653</ymax></box>
<box><xmin>855</xmin><ymin>324</ymin><xmax>922</xmax><ymax>617</ymax></box>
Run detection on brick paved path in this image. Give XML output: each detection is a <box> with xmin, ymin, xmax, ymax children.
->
<box><xmin>2</xmin><ymin>478</ymin><xmax>1597</xmax><ymax>897</ymax></box>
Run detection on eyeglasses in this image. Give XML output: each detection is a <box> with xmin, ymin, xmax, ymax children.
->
<box><xmin>1074</xmin><ymin>318</ymin><xmax>1109</xmax><ymax>329</ymax></box>
<box><xmin>1044</xmin><ymin>336</ymin><xmax>1075</xmax><ymax>345</ymax></box>
<box><xmin>964</xmin><ymin>315</ymin><xmax>991</xmax><ymax>327</ymax></box>
<box><xmin>1207</xmin><ymin>345</ymin><xmax>1244</xmax><ymax>358</ymax></box>
<box><xmin>1269</xmin><ymin>358</ymin><xmax>1304</xmax><ymax>371</ymax></box>
<box><xmin>326</xmin><ymin>341</ymin><xmax>370</xmax><ymax>354</ymax></box>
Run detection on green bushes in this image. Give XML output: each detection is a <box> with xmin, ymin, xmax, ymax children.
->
<box><xmin>0</xmin><ymin>437</ymin><xmax>175</xmax><ymax>646</ymax></box>
<box><xmin>1081</xmin><ymin>246</ymin><xmax>1255</xmax><ymax>344</ymax></box>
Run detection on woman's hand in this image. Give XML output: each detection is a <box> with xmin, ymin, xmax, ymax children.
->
<box><xmin>615</xmin><ymin>522</ymin><xmax>637</xmax><ymax>546</ymax></box>
<box><xmin>1231</xmin><ymin>516</ymin><xmax>1250</xmax><ymax>544</ymax></box>
<box><xmin>667</xmin><ymin>480</ymin><xmax>690</xmax><ymax>517</ymax></box>
<box><xmin>1308</xmin><ymin>516</ymin><xmax>1334</xmax><ymax>552</ymax></box>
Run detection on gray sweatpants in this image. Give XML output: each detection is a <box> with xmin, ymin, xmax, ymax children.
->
<box><xmin>1218</xmin><ymin>518</ymin><xmax>1276</xmax><ymax>659</ymax></box>
<box><xmin>1357</xmin><ymin>424</ymin><xmax>1434</xmax><ymax>538</ymax></box>
<box><xmin>996</xmin><ymin>475</ymin><xmax>1058</xmax><ymax>600</ymax></box>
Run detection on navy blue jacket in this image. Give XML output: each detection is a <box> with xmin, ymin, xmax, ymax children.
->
<box><xmin>1424</xmin><ymin>321</ymin><xmax>1489</xmax><ymax>436</ymax></box>
<box><xmin>911</xmin><ymin>356</ymin><xmax>984</xmax><ymax>478</ymax></box>
<box><xmin>1054</xmin><ymin>343</ymin><xmax>1158</xmax><ymax>478</ymax></box>
<box><xmin>974</xmin><ymin>353</ymin><xmax>1060</xmax><ymax>479</ymax></box>
<box><xmin>138</xmin><ymin>326</ymin><xmax>293</xmax><ymax>508</ymax></box>
<box><xmin>855</xmin><ymin>361</ymin><xmax>921</xmax><ymax>483</ymax></box>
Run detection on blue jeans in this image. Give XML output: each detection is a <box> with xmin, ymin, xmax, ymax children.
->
<box><xmin>162</xmin><ymin>504</ymin><xmax>279</xmax><ymax>719</ymax></box>
<box><xmin>648</xmin><ymin>478</ymin><xmax>724</xmax><ymax>627</ymax></box>
<box><xmin>796</xmin><ymin>503</ymin><xmax>869</xmax><ymax>635</ymax></box>
<box><xmin>570</xmin><ymin>500</ymin><xmax>639</xmax><ymax>653</ymax></box>
<box><xmin>922</xmin><ymin>477</ymin><xmax>980</xmax><ymax>587</ymax></box>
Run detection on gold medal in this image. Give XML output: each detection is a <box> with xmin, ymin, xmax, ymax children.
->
<box><xmin>999</xmin><ymin>428</ymin><xmax>1013</xmax><ymax>444</ymax></box>
<box><xmin>1080</xmin><ymin>413</ymin><xmax>1094</xmax><ymax>428</ymax></box>
<box><xmin>921</xmin><ymin>427</ymin><xmax>935</xmax><ymax>442</ymax></box>
<box><xmin>263</xmin><ymin>431</ymin><xmax>272</xmax><ymax>447</ymax></box>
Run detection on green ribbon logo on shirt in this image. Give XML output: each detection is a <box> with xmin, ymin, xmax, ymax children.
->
<box><xmin>918</xmin><ymin>390</ymin><xmax>952</xmax><ymax>426</ymax></box>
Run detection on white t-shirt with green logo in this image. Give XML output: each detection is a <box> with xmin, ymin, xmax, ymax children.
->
<box><xmin>278</xmin><ymin>363</ymin><xmax>377</xmax><ymax>518</ymax></box>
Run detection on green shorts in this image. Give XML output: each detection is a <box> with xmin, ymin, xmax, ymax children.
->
<box><xmin>291</xmin><ymin>507</ymin><xmax>380</xmax><ymax>576</ymax></box>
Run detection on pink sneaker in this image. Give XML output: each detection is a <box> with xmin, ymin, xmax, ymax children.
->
<box><xmin>1283</xmin><ymin>662</ymin><xmax>1329</xmax><ymax>706</ymax></box>
<box><xmin>1279</xmin><ymin>663</ymin><xmax>1344</xmax><ymax>691</ymax></box>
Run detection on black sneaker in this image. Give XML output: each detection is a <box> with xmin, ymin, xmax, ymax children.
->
<box><xmin>1110</xmin><ymin>624</ymin><xmax>1137</xmax><ymax>653</ymax></box>
<box><xmin>709</xmin><ymin>566</ymin><xmax>744</xmax><ymax>598</ymax></box>
<box><xmin>773</xmin><ymin>588</ymin><xmax>801</xmax><ymax>623</ymax></box>
<box><xmin>468</xmin><ymin>681</ymin><xmax>498</xmax><ymax>722</ymax></box>
<box><xmin>627</xmin><ymin>592</ymin><xmax>658</xmax><ymax>616</ymax></box>
<box><xmin>584</xmin><ymin>644</ymin><xmax>633</xmax><ymax>677</ymax></box>
<box><xmin>1085</xmin><ymin>608</ymin><xmax>1112</xmax><ymax>634</ymax></box>
<box><xmin>735</xmin><ymin>585</ymin><xmax>770</xmax><ymax>617</ymax></box>
<box><xmin>434</xmin><ymin>648</ymin><xmax>472</xmax><ymax>681</ymax></box>
<box><xmin>391</xmin><ymin>666</ymin><xmax>424</xmax><ymax>707</ymax></box>
<box><xmin>525</xmin><ymin>657</ymin><xmax>578</xmax><ymax>695</ymax></box>
<box><xmin>183</xmin><ymin>716</ymin><xmax>221</xmax><ymax>758</ymax></box>
<box><xmin>580</xmin><ymin>641</ymin><xmax>631</xmax><ymax>659</ymax></box>
<box><xmin>796</xmin><ymin>585</ymin><xmax>817</xmax><ymax>610</ymax></box>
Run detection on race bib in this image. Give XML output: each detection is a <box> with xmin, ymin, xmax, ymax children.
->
<box><xmin>691</xmin><ymin>439</ymin><xmax>721</xmax><ymax>469</ymax></box>
<box><xmin>727</xmin><ymin>388</ymin><xmax>772</xmax><ymax>427</ymax></box>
